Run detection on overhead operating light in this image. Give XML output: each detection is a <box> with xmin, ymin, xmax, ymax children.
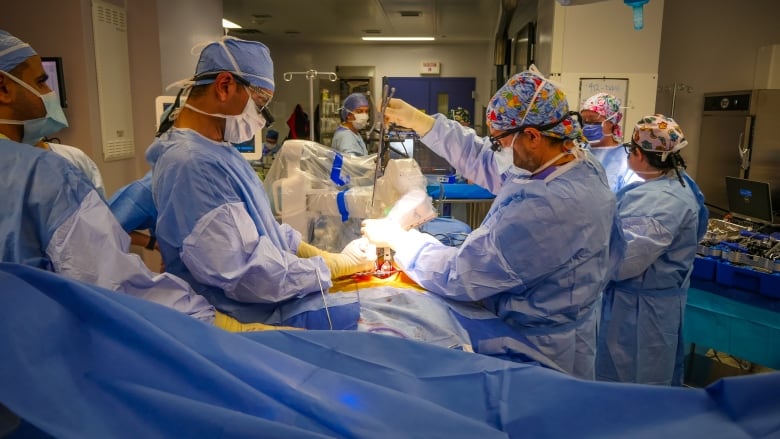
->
<box><xmin>362</xmin><ymin>36</ymin><xmax>435</xmax><ymax>41</ymax></box>
<box><xmin>222</xmin><ymin>18</ymin><xmax>242</xmax><ymax>29</ymax></box>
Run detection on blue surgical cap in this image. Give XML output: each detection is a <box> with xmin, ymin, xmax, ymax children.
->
<box><xmin>0</xmin><ymin>30</ymin><xmax>36</xmax><ymax>72</ymax></box>
<box><xmin>265</xmin><ymin>129</ymin><xmax>278</xmax><ymax>140</ymax></box>
<box><xmin>194</xmin><ymin>36</ymin><xmax>274</xmax><ymax>91</ymax></box>
<box><xmin>340</xmin><ymin>93</ymin><xmax>369</xmax><ymax>121</ymax></box>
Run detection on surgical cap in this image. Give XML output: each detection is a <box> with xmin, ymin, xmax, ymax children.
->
<box><xmin>632</xmin><ymin>114</ymin><xmax>687</xmax><ymax>161</ymax></box>
<box><xmin>0</xmin><ymin>30</ymin><xmax>36</xmax><ymax>72</ymax></box>
<box><xmin>340</xmin><ymin>93</ymin><xmax>369</xmax><ymax>121</ymax></box>
<box><xmin>486</xmin><ymin>69</ymin><xmax>582</xmax><ymax>141</ymax></box>
<box><xmin>581</xmin><ymin>93</ymin><xmax>623</xmax><ymax>139</ymax></box>
<box><xmin>265</xmin><ymin>129</ymin><xmax>278</xmax><ymax>140</ymax></box>
<box><xmin>194</xmin><ymin>36</ymin><xmax>274</xmax><ymax>91</ymax></box>
<box><xmin>449</xmin><ymin>107</ymin><xmax>471</xmax><ymax>125</ymax></box>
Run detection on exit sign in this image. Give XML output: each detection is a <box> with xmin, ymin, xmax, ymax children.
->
<box><xmin>421</xmin><ymin>60</ymin><xmax>441</xmax><ymax>75</ymax></box>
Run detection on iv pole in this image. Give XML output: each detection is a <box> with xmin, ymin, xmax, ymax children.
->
<box><xmin>283</xmin><ymin>70</ymin><xmax>338</xmax><ymax>141</ymax></box>
<box><xmin>657</xmin><ymin>82</ymin><xmax>693</xmax><ymax>118</ymax></box>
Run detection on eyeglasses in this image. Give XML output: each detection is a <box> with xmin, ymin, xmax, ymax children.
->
<box><xmin>489</xmin><ymin>126</ymin><xmax>525</xmax><ymax>152</ymax></box>
<box><xmin>488</xmin><ymin>114</ymin><xmax>572</xmax><ymax>152</ymax></box>
<box><xmin>622</xmin><ymin>142</ymin><xmax>638</xmax><ymax>155</ymax></box>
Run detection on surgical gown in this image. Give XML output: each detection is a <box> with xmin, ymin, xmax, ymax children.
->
<box><xmin>392</xmin><ymin>115</ymin><xmax>617</xmax><ymax>379</ymax></box>
<box><xmin>0</xmin><ymin>138</ymin><xmax>213</xmax><ymax>322</ymax></box>
<box><xmin>597</xmin><ymin>173</ymin><xmax>708</xmax><ymax>385</ymax></box>
<box><xmin>108</xmin><ymin>170</ymin><xmax>156</xmax><ymax>235</ymax></box>
<box><xmin>588</xmin><ymin>144</ymin><xmax>642</xmax><ymax>192</ymax></box>
<box><xmin>331</xmin><ymin>126</ymin><xmax>368</xmax><ymax>156</ymax></box>
<box><xmin>147</xmin><ymin>128</ymin><xmax>332</xmax><ymax>323</ymax></box>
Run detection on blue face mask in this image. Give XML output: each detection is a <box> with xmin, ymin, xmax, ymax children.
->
<box><xmin>582</xmin><ymin>123</ymin><xmax>604</xmax><ymax>143</ymax></box>
<box><xmin>0</xmin><ymin>70</ymin><xmax>69</xmax><ymax>144</ymax></box>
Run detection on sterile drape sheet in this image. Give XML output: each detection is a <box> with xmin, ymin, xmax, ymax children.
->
<box><xmin>0</xmin><ymin>263</ymin><xmax>778</xmax><ymax>438</ymax></box>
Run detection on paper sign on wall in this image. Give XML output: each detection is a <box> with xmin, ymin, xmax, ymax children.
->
<box><xmin>421</xmin><ymin>61</ymin><xmax>441</xmax><ymax>75</ymax></box>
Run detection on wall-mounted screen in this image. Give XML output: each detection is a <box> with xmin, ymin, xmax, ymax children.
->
<box><xmin>41</xmin><ymin>57</ymin><xmax>67</xmax><ymax>108</ymax></box>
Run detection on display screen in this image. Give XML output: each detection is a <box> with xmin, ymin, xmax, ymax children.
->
<box><xmin>233</xmin><ymin>137</ymin><xmax>256</xmax><ymax>153</ymax></box>
<box><xmin>725</xmin><ymin>177</ymin><xmax>774</xmax><ymax>224</ymax></box>
<box><xmin>41</xmin><ymin>57</ymin><xmax>66</xmax><ymax>108</ymax></box>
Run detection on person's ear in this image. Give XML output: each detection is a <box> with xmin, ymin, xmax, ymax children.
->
<box><xmin>0</xmin><ymin>74</ymin><xmax>14</xmax><ymax>105</ymax></box>
<box><xmin>213</xmin><ymin>72</ymin><xmax>237</xmax><ymax>102</ymax></box>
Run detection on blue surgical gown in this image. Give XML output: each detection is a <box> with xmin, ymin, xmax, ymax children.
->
<box><xmin>108</xmin><ymin>170</ymin><xmax>156</xmax><ymax>235</ymax></box>
<box><xmin>597</xmin><ymin>172</ymin><xmax>707</xmax><ymax>385</ymax></box>
<box><xmin>331</xmin><ymin>126</ymin><xmax>368</xmax><ymax>156</ymax></box>
<box><xmin>391</xmin><ymin>115</ymin><xmax>617</xmax><ymax>379</ymax></box>
<box><xmin>0</xmin><ymin>138</ymin><xmax>214</xmax><ymax>322</ymax></box>
<box><xmin>589</xmin><ymin>145</ymin><xmax>642</xmax><ymax>192</ymax></box>
<box><xmin>146</xmin><ymin>128</ymin><xmax>332</xmax><ymax>323</ymax></box>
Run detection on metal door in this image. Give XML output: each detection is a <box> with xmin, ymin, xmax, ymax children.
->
<box><xmin>747</xmin><ymin>89</ymin><xmax>780</xmax><ymax>203</ymax></box>
<box><xmin>697</xmin><ymin>92</ymin><xmax>753</xmax><ymax>213</ymax></box>
<box><xmin>384</xmin><ymin>77</ymin><xmax>475</xmax><ymax>125</ymax></box>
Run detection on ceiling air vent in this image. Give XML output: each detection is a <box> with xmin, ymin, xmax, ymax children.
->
<box><xmin>363</xmin><ymin>29</ymin><xmax>382</xmax><ymax>34</ymax></box>
<box><xmin>399</xmin><ymin>10</ymin><xmax>422</xmax><ymax>17</ymax></box>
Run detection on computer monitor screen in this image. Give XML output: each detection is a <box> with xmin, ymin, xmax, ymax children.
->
<box><xmin>414</xmin><ymin>139</ymin><xmax>454</xmax><ymax>175</ymax></box>
<box><xmin>155</xmin><ymin>95</ymin><xmax>176</xmax><ymax>129</ymax></box>
<box><xmin>41</xmin><ymin>57</ymin><xmax>66</xmax><ymax>108</ymax></box>
<box><xmin>725</xmin><ymin>177</ymin><xmax>774</xmax><ymax>224</ymax></box>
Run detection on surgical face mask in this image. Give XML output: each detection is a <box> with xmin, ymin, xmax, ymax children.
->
<box><xmin>0</xmin><ymin>70</ymin><xmax>69</xmax><ymax>144</ymax></box>
<box><xmin>351</xmin><ymin>112</ymin><xmax>369</xmax><ymax>130</ymax></box>
<box><xmin>493</xmin><ymin>133</ymin><xmax>515</xmax><ymax>173</ymax></box>
<box><xmin>185</xmin><ymin>88</ymin><xmax>266</xmax><ymax>144</ymax></box>
<box><xmin>582</xmin><ymin>123</ymin><xmax>604</xmax><ymax>143</ymax></box>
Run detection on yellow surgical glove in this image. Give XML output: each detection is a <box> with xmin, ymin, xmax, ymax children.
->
<box><xmin>384</xmin><ymin>98</ymin><xmax>435</xmax><ymax>136</ymax></box>
<box><xmin>297</xmin><ymin>240</ymin><xmax>377</xmax><ymax>279</ymax></box>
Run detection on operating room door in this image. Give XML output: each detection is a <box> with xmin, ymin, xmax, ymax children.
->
<box><xmin>384</xmin><ymin>77</ymin><xmax>476</xmax><ymax>127</ymax></box>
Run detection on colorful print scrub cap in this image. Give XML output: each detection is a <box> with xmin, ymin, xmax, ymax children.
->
<box><xmin>486</xmin><ymin>66</ymin><xmax>582</xmax><ymax>141</ymax></box>
<box><xmin>449</xmin><ymin>107</ymin><xmax>471</xmax><ymax>126</ymax></box>
<box><xmin>581</xmin><ymin>93</ymin><xmax>623</xmax><ymax>140</ymax></box>
<box><xmin>632</xmin><ymin>114</ymin><xmax>688</xmax><ymax>162</ymax></box>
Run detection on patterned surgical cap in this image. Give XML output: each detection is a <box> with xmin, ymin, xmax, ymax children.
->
<box><xmin>486</xmin><ymin>68</ymin><xmax>582</xmax><ymax>141</ymax></box>
<box><xmin>581</xmin><ymin>93</ymin><xmax>623</xmax><ymax>140</ymax></box>
<box><xmin>632</xmin><ymin>114</ymin><xmax>688</xmax><ymax>162</ymax></box>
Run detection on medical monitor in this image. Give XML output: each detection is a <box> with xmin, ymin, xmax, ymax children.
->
<box><xmin>41</xmin><ymin>57</ymin><xmax>67</xmax><ymax>108</ymax></box>
<box><xmin>155</xmin><ymin>95</ymin><xmax>176</xmax><ymax>129</ymax></box>
<box><xmin>725</xmin><ymin>177</ymin><xmax>775</xmax><ymax>225</ymax></box>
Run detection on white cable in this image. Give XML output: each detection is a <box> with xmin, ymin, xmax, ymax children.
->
<box><xmin>314</xmin><ymin>267</ymin><xmax>333</xmax><ymax>330</ymax></box>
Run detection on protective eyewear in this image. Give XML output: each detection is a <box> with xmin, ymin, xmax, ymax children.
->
<box><xmin>622</xmin><ymin>142</ymin><xmax>639</xmax><ymax>154</ymax></box>
<box><xmin>488</xmin><ymin>114</ymin><xmax>574</xmax><ymax>152</ymax></box>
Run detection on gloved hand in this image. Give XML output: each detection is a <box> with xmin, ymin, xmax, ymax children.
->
<box><xmin>384</xmin><ymin>98</ymin><xmax>435</xmax><ymax>136</ymax></box>
<box><xmin>339</xmin><ymin>237</ymin><xmax>378</xmax><ymax>267</ymax></box>
<box><xmin>361</xmin><ymin>218</ymin><xmax>408</xmax><ymax>250</ymax></box>
<box><xmin>296</xmin><ymin>240</ymin><xmax>376</xmax><ymax>279</ymax></box>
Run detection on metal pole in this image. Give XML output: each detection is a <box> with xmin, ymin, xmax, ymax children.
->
<box><xmin>283</xmin><ymin>70</ymin><xmax>339</xmax><ymax>142</ymax></box>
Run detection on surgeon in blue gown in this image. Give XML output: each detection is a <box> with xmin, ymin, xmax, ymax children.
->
<box><xmin>108</xmin><ymin>170</ymin><xmax>159</xmax><ymax>250</ymax></box>
<box><xmin>331</xmin><ymin>92</ymin><xmax>370</xmax><ymax>156</ymax></box>
<box><xmin>580</xmin><ymin>92</ymin><xmax>641</xmax><ymax>192</ymax></box>
<box><xmin>0</xmin><ymin>29</ymin><xmax>213</xmax><ymax>322</ymax></box>
<box><xmin>597</xmin><ymin>114</ymin><xmax>708</xmax><ymax>386</ymax></box>
<box><xmin>147</xmin><ymin>36</ymin><xmax>376</xmax><ymax>324</ymax></box>
<box><xmin>362</xmin><ymin>67</ymin><xmax>619</xmax><ymax>379</ymax></box>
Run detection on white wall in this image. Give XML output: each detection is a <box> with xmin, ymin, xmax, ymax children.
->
<box><xmin>656</xmin><ymin>0</ymin><xmax>780</xmax><ymax>180</ymax></box>
<box><xmin>157</xmin><ymin>0</ymin><xmax>223</xmax><ymax>94</ymax></box>
<box><xmin>532</xmin><ymin>0</ymin><xmax>664</xmax><ymax>134</ymax></box>
<box><xmin>262</xmin><ymin>41</ymin><xmax>494</xmax><ymax>138</ymax></box>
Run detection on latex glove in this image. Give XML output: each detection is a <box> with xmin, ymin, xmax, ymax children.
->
<box><xmin>340</xmin><ymin>237</ymin><xmax>378</xmax><ymax>267</ymax></box>
<box><xmin>361</xmin><ymin>218</ymin><xmax>407</xmax><ymax>250</ymax></box>
<box><xmin>384</xmin><ymin>98</ymin><xmax>435</xmax><ymax>136</ymax></box>
<box><xmin>297</xmin><ymin>240</ymin><xmax>376</xmax><ymax>279</ymax></box>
